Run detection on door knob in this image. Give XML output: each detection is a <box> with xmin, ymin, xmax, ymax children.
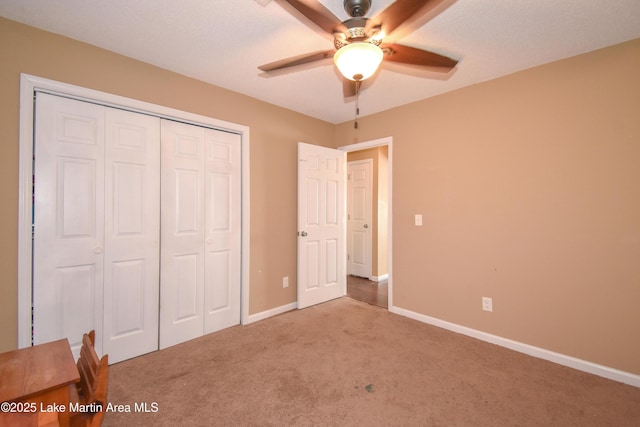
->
<box><xmin>94</xmin><ymin>247</ymin><xmax>103</xmax><ymax>254</ymax></box>
<box><xmin>300</xmin><ymin>231</ymin><xmax>308</xmax><ymax>237</ymax></box>
<box><xmin>363</xmin><ymin>224</ymin><xmax>369</xmax><ymax>229</ymax></box>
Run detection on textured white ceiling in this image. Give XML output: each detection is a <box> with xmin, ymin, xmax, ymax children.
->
<box><xmin>2</xmin><ymin>0</ymin><xmax>640</xmax><ymax>123</ymax></box>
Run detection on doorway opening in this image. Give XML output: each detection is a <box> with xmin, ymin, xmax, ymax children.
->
<box><xmin>340</xmin><ymin>137</ymin><xmax>392</xmax><ymax>309</ymax></box>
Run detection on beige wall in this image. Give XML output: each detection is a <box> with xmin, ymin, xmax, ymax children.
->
<box><xmin>2</xmin><ymin>17</ymin><xmax>638</xmax><ymax>376</ymax></box>
<box><xmin>336</xmin><ymin>38</ymin><xmax>640</xmax><ymax>374</ymax></box>
<box><xmin>0</xmin><ymin>18</ymin><xmax>334</xmax><ymax>352</ymax></box>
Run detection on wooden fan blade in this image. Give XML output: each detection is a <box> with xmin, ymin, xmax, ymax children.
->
<box><xmin>383</xmin><ymin>43</ymin><xmax>457</xmax><ymax>71</ymax></box>
<box><xmin>258</xmin><ymin>50</ymin><xmax>335</xmax><ymax>72</ymax></box>
<box><xmin>368</xmin><ymin>0</ymin><xmax>450</xmax><ymax>37</ymax></box>
<box><xmin>277</xmin><ymin>0</ymin><xmax>346</xmax><ymax>35</ymax></box>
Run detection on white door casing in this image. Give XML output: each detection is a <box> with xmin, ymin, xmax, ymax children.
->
<box><xmin>19</xmin><ymin>74</ymin><xmax>251</xmax><ymax>353</ymax></box>
<box><xmin>347</xmin><ymin>160</ymin><xmax>373</xmax><ymax>278</ymax></box>
<box><xmin>339</xmin><ymin>137</ymin><xmax>393</xmax><ymax>307</ymax></box>
<box><xmin>297</xmin><ymin>142</ymin><xmax>346</xmax><ymax>309</ymax></box>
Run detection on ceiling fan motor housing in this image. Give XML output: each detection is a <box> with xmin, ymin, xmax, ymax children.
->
<box><xmin>334</xmin><ymin>17</ymin><xmax>382</xmax><ymax>50</ymax></box>
<box><xmin>344</xmin><ymin>0</ymin><xmax>372</xmax><ymax>18</ymax></box>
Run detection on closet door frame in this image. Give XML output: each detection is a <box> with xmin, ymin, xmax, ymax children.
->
<box><xmin>17</xmin><ymin>74</ymin><xmax>251</xmax><ymax>349</ymax></box>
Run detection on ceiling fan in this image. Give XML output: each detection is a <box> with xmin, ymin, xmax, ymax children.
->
<box><xmin>259</xmin><ymin>0</ymin><xmax>459</xmax><ymax>97</ymax></box>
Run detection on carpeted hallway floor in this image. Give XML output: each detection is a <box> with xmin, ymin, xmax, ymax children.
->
<box><xmin>105</xmin><ymin>297</ymin><xmax>640</xmax><ymax>426</ymax></box>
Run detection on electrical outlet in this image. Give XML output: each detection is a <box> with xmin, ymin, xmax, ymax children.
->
<box><xmin>415</xmin><ymin>214</ymin><xmax>423</xmax><ymax>226</ymax></box>
<box><xmin>482</xmin><ymin>297</ymin><xmax>493</xmax><ymax>312</ymax></box>
<box><xmin>283</xmin><ymin>276</ymin><xmax>289</xmax><ymax>288</ymax></box>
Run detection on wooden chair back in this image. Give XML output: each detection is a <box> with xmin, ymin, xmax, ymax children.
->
<box><xmin>72</xmin><ymin>330</ymin><xmax>108</xmax><ymax>427</ymax></box>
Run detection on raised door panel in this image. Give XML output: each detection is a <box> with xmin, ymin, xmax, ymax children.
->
<box><xmin>173</xmin><ymin>254</ymin><xmax>201</xmax><ymax>320</ymax></box>
<box><xmin>302</xmin><ymin>177</ymin><xmax>321</xmax><ymax>292</ymax></box>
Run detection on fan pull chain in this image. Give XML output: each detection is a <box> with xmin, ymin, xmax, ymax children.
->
<box><xmin>354</xmin><ymin>92</ymin><xmax>359</xmax><ymax>129</ymax></box>
<box><xmin>354</xmin><ymin>79</ymin><xmax>361</xmax><ymax>129</ymax></box>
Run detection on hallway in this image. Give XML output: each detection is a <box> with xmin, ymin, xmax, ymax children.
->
<box><xmin>346</xmin><ymin>275</ymin><xmax>388</xmax><ymax>308</ymax></box>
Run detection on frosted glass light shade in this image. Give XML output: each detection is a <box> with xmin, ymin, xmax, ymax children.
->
<box><xmin>334</xmin><ymin>42</ymin><xmax>383</xmax><ymax>81</ymax></box>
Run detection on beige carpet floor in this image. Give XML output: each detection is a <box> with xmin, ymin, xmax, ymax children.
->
<box><xmin>105</xmin><ymin>297</ymin><xmax>640</xmax><ymax>426</ymax></box>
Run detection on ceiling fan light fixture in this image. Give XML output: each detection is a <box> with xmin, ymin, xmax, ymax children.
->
<box><xmin>334</xmin><ymin>42</ymin><xmax>383</xmax><ymax>81</ymax></box>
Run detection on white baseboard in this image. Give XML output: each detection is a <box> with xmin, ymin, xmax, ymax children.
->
<box><xmin>389</xmin><ymin>305</ymin><xmax>640</xmax><ymax>388</ymax></box>
<box><xmin>369</xmin><ymin>274</ymin><xmax>389</xmax><ymax>282</ymax></box>
<box><xmin>245</xmin><ymin>302</ymin><xmax>297</xmax><ymax>325</ymax></box>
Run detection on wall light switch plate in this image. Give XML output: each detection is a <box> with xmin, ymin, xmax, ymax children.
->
<box><xmin>415</xmin><ymin>214</ymin><xmax>423</xmax><ymax>226</ymax></box>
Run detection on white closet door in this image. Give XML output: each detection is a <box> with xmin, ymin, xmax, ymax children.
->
<box><xmin>33</xmin><ymin>93</ymin><xmax>241</xmax><ymax>357</ymax></box>
<box><xmin>103</xmin><ymin>108</ymin><xmax>160</xmax><ymax>363</ymax></box>
<box><xmin>203</xmin><ymin>129</ymin><xmax>241</xmax><ymax>333</ymax></box>
<box><xmin>160</xmin><ymin>121</ymin><xmax>241</xmax><ymax>349</ymax></box>
<box><xmin>160</xmin><ymin>120</ymin><xmax>206</xmax><ymax>348</ymax></box>
<box><xmin>33</xmin><ymin>93</ymin><xmax>161</xmax><ymax>361</ymax></box>
<box><xmin>33</xmin><ymin>93</ymin><xmax>106</xmax><ymax>356</ymax></box>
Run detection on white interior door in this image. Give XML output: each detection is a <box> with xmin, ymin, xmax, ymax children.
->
<box><xmin>33</xmin><ymin>93</ymin><xmax>105</xmax><ymax>357</ymax></box>
<box><xmin>102</xmin><ymin>108</ymin><xmax>160</xmax><ymax>364</ymax></box>
<box><xmin>347</xmin><ymin>160</ymin><xmax>373</xmax><ymax>278</ymax></box>
<box><xmin>203</xmin><ymin>129</ymin><xmax>242</xmax><ymax>333</ymax></box>
<box><xmin>160</xmin><ymin>120</ymin><xmax>206</xmax><ymax>348</ymax></box>
<box><xmin>297</xmin><ymin>142</ymin><xmax>346</xmax><ymax>309</ymax></box>
<box><xmin>160</xmin><ymin>120</ymin><xmax>241</xmax><ymax>348</ymax></box>
<box><xmin>33</xmin><ymin>93</ymin><xmax>161</xmax><ymax>361</ymax></box>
